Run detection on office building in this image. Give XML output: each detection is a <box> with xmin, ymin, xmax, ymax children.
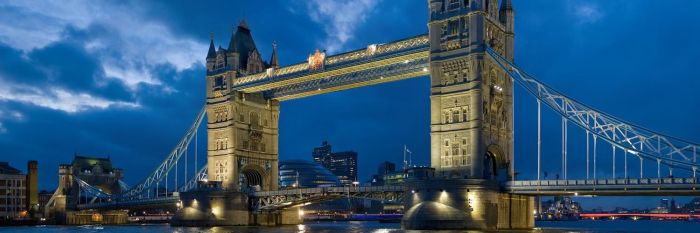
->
<box><xmin>311</xmin><ymin>141</ymin><xmax>358</xmax><ymax>186</ymax></box>
<box><xmin>0</xmin><ymin>162</ymin><xmax>26</xmax><ymax>219</ymax></box>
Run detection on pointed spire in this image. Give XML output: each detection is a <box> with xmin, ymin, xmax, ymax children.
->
<box><xmin>239</xmin><ymin>19</ymin><xmax>249</xmax><ymax>30</ymax></box>
<box><xmin>270</xmin><ymin>41</ymin><xmax>279</xmax><ymax>68</ymax></box>
<box><xmin>500</xmin><ymin>0</ymin><xmax>513</xmax><ymax>11</ymax></box>
<box><xmin>207</xmin><ymin>32</ymin><xmax>216</xmax><ymax>59</ymax></box>
<box><xmin>228</xmin><ymin>25</ymin><xmax>237</xmax><ymax>52</ymax></box>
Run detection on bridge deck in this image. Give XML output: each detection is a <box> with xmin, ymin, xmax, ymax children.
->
<box><xmin>506</xmin><ymin>178</ymin><xmax>699</xmax><ymax>196</ymax></box>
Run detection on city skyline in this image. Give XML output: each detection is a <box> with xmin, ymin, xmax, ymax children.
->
<box><xmin>0</xmin><ymin>0</ymin><xmax>698</xmax><ymax>212</ymax></box>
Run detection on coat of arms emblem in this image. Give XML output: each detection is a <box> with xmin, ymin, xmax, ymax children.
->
<box><xmin>308</xmin><ymin>49</ymin><xmax>325</xmax><ymax>71</ymax></box>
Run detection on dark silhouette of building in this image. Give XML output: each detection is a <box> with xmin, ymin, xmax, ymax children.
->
<box><xmin>370</xmin><ymin>161</ymin><xmax>396</xmax><ymax>186</ymax></box>
<box><xmin>311</xmin><ymin>141</ymin><xmax>358</xmax><ymax>186</ymax></box>
<box><xmin>312</xmin><ymin>141</ymin><xmax>332</xmax><ymax>164</ymax></box>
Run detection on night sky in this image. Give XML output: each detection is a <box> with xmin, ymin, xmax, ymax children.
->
<box><xmin>0</xmin><ymin>0</ymin><xmax>698</xmax><ymax>210</ymax></box>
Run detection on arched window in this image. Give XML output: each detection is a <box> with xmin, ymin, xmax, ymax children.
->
<box><xmin>462</xmin><ymin>108</ymin><xmax>468</xmax><ymax>122</ymax></box>
<box><xmin>452</xmin><ymin>109</ymin><xmax>459</xmax><ymax>123</ymax></box>
<box><xmin>250</xmin><ymin>112</ymin><xmax>260</xmax><ymax>129</ymax></box>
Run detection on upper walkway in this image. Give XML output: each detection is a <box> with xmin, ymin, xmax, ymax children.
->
<box><xmin>231</xmin><ymin>35</ymin><xmax>429</xmax><ymax>101</ymax></box>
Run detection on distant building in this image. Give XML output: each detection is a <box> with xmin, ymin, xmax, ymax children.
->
<box><xmin>377</xmin><ymin>161</ymin><xmax>396</xmax><ymax>177</ymax></box>
<box><xmin>45</xmin><ymin>154</ymin><xmax>125</xmax><ymax>222</ymax></box>
<box><xmin>383</xmin><ymin>171</ymin><xmax>405</xmax><ymax>185</ymax></box>
<box><xmin>0</xmin><ymin>161</ymin><xmax>34</xmax><ymax>220</ymax></box>
<box><xmin>311</xmin><ymin>141</ymin><xmax>358</xmax><ymax>186</ymax></box>
<box><xmin>278</xmin><ymin>160</ymin><xmax>339</xmax><ymax>189</ymax></box>
<box><xmin>312</xmin><ymin>141</ymin><xmax>332</xmax><ymax>164</ymax></box>
<box><xmin>38</xmin><ymin>190</ymin><xmax>53</xmax><ymax>212</ymax></box>
<box><xmin>325</xmin><ymin>151</ymin><xmax>357</xmax><ymax>186</ymax></box>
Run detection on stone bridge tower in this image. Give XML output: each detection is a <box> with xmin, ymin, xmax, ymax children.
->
<box><xmin>205</xmin><ymin>21</ymin><xmax>280</xmax><ymax>192</ymax></box>
<box><xmin>403</xmin><ymin>0</ymin><xmax>533</xmax><ymax>230</ymax></box>
<box><xmin>429</xmin><ymin>0</ymin><xmax>514</xmax><ymax>181</ymax></box>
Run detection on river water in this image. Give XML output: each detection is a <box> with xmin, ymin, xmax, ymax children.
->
<box><xmin>0</xmin><ymin>221</ymin><xmax>698</xmax><ymax>233</ymax></box>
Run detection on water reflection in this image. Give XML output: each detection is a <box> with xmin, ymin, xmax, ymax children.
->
<box><xmin>0</xmin><ymin>221</ymin><xmax>698</xmax><ymax>233</ymax></box>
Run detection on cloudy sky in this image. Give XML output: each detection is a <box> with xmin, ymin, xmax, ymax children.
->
<box><xmin>0</xmin><ymin>0</ymin><xmax>698</xmax><ymax>210</ymax></box>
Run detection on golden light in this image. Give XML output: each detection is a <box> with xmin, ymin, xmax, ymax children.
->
<box><xmin>298</xmin><ymin>209</ymin><xmax>305</xmax><ymax>217</ymax></box>
<box><xmin>91</xmin><ymin>213</ymin><xmax>103</xmax><ymax>222</ymax></box>
<box><xmin>192</xmin><ymin>199</ymin><xmax>199</xmax><ymax>208</ymax></box>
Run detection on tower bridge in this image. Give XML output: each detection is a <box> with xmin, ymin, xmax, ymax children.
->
<box><xmin>44</xmin><ymin>0</ymin><xmax>700</xmax><ymax>230</ymax></box>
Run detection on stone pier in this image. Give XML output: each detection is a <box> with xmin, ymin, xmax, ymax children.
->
<box><xmin>402</xmin><ymin>179</ymin><xmax>534</xmax><ymax>230</ymax></box>
<box><xmin>171</xmin><ymin>190</ymin><xmax>301</xmax><ymax>226</ymax></box>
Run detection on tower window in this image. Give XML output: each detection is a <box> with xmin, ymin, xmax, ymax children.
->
<box><xmin>448</xmin><ymin>0</ymin><xmax>460</xmax><ymax>11</ymax></box>
<box><xmin>213</xmin><ymin>76</ymin><xmax>226</xmax><ymax>90</ymax></box>
<box><xmin>448</xmin><ymin>20</ymin><xmax>459</xmax><ymax>35</ymax></box>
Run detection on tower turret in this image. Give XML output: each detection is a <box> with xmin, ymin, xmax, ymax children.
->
<box><xmin>499</xmin><ymin>0</ymin><xmax>514</xmax><ymax>33</ymax></box>
<box><xmin>269</xmin><ymin>41</ymin><xmax>279</xmax><ymax>68</ymax></box>
<box><xmin>206</xmin><ymin>33</ymin><xmax>217</xmax><ymax>71</ymax></box>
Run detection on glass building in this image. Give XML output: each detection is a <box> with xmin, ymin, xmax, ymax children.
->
<box><xmin>279</xmin><ymin>160</ymin><xmax>339</xmax><ymax>189</ymax></box>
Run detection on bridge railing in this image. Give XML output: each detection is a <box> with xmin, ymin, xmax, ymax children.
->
<box><xmin>509</xmin><ymin>177</ymin><xmax>698</xmax><ymax>187</ymax></box>
<box><xmin>252</xmin><ymin>185</ymin><xmax>405</xmax><ymax>197</ymax></box>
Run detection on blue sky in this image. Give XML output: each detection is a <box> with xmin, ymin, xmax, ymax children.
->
<box><xmin>0</xmin><ymin>0</ymin><xmax>698</xmax><ymax>210</ymax></box>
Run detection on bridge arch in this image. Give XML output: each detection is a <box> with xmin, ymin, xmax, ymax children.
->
<box><xmin>484</xmin><ymin>144</ymin><xmax>507</xmax><ymax>179</ymax></box>
<box><xmin>239</xmin><ymin>164</ymin><xmax>267</xmax><ymax>191</ymax></box>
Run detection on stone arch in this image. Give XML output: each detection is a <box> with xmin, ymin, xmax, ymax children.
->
<box><xmin>239</xmin><ymin>164</ymin><xmax>267</xmax><ymax>191</ymax></box>
<box><xmin>484</xmin><ymin>144</ymin><xmax>507</xmax><ymax>179</ymax></box>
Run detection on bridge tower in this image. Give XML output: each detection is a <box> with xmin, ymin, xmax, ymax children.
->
<box><xmin>403</xmin><ymin>0</ymin><xmax>533</xmax><ymax>230</ymax></box>
<box><xmin>205</xmin><ymin>21</ymin><xmax>280</xmax><ymax>192</ymax></box>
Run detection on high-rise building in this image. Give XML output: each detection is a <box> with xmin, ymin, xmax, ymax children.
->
<box><xmin>311</xmin><ymin>141</ymin><xmax>358</xmax><ymax>186</ymax></box>
<box><xmin>326</xmin><ymin>151</ymin><xmax>357</xmax><ymax>186</ymax></box>
<box><xmin>0</xmin><ymin>162</ymin><xmax>27</xmax><ymax>220</ymax></box>
<box><xmin>377</xmin><ymin>161</ymin><xmax>396</xmax><ymax>177</ymax></box>
<box><xmin>312</xmin><ymin>140</ymin><xmax>332</xmax><ymax>164</ymax></box>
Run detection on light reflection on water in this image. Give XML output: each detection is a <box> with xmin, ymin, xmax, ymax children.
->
<box><xmin>1</xmin><ymin>221</ymin><xmax>699</xmax><ymax>233</ymax></box>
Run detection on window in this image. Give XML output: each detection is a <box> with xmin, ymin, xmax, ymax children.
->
<box><xmin>448</xmin><ymin>20</ymin><xmax>459</xmax><ymax>35</ymax></box>
<box><xmin>452</xmin><ymin>110</ymin><xmax>460</xmax><ymax>123</ymax></box>
<box><xmin>462</xmin><ymin>108</ymin><xmax>468</xmax><ymax>121</ymax></box>
<box><xmin>213</xmin><ymin>76</ymin><xmax>226</xmax><ymax>90</ymax></box>
<box><xmin>447</xmin><ymin>0</ymin><xmax>460</xmax><ymax>11</ymax></box>
<box><xmin>462</xmin><ymin>149</ymin><xmax>467</xmax><ymax>155</ymax></box>
<box><xmin>444</xmin><ymin>140</ymin><xmax>449</xmax><ymax>146</ymax></box>
<box><xmin>462</xmin><ymin>138</ymin><xmax>467</xmax><ymax>145</ymax></box>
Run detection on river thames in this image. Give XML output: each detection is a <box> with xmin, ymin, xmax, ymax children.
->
<box><xmin>1</xmin><ymin>221</ymin><xmax>698</xmax><ymax>233</ymax></box>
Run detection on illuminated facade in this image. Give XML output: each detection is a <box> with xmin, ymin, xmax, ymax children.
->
<box><xmin>428</xmin><ymin>0</ymin><xmax>514</xmax><ymax>180</ymax></box>
<box><xmin>0</xmin><ymin>162</ymin><xmax>26</xmax><ymax>219</ymax></box>
<box><xmin>205</xmin><ymin>21</ymin><xmax>281</xmax><ymax>191</ymax></box>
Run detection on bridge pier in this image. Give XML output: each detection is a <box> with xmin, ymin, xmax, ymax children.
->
<box><xmin>402</xmin><ymin>179</ymin><xmax>533</xmax><ymax>230</ymax></box>
<box><xmin>171</xmin><ymin>190</ymin><xmax>301</xmax><ymax>226</ymax></box>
